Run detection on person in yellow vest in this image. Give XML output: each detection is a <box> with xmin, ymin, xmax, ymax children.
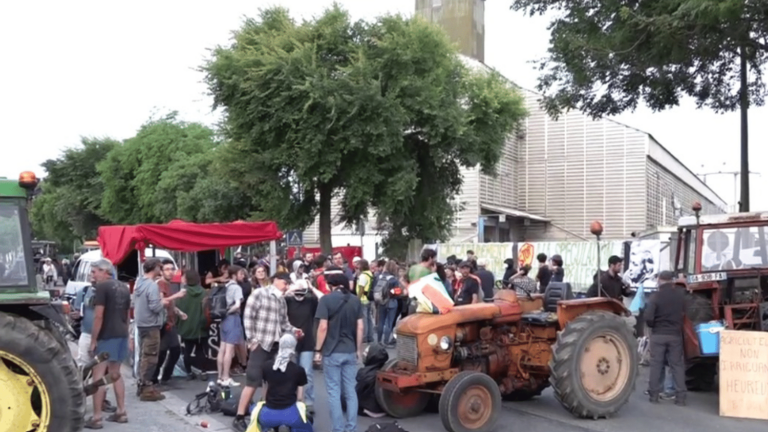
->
<box><xmin>355</xmin><ymin>259</ymin><xmax>375</xmax><ymax>343</ymax></box>
<box><xmin>247</xmin><ymin>333</ymin><xmax>312</xmax><ymax>432</ymax></box>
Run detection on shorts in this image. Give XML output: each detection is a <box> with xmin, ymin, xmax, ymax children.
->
<box><xmin>245</xmin><ymin>345</ymin><xmax>278</xmax><ymax>388</ymax></box>
<box><xmin>220</xmin><ymin>314</ymin><xmax>244</xmax><ymax>345</ymax></box>
<box><xmin>96</xmin><ymin>337</ymin><xmax>130</xmax><ymax>363</ymax></box>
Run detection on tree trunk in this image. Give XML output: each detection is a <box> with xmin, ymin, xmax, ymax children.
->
<box><xmin>739</xmin><ymin>45</ymin><xmax>750</xmax><ymax>212</ymax></box>
<box><xmin>318</xmin><ymin>182</ymin><xmax>333</xmax><ymax>256</ymax></box>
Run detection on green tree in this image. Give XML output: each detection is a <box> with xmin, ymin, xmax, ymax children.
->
<box><xmin>203</xmin><ymin>5</ymin><xmax>526</xmax><ymax>254</ymax></box>
<box><xmin>99</xmin><ymin>112</ymin><xmax>219</xmax><ymax>224</ymax></box>
<box><xmin>30</xmin><ymin>137</ymin><xmax>118</xmax><ymax>246</ymax></box>
<box><xmin>511</xmin><ymin>0</ymin><xmax>768</xmax><ymax>211</ymax></box>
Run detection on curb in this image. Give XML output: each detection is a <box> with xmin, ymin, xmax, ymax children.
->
<box><xmin>117</xmin><ymin>362</ymin><xmax>232</xmax><ymax>432</ymax></box>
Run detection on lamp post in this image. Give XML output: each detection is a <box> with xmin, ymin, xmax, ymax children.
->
<box><xmin>590</xmin><ymin>220</ymin><xmax>604</xmax><ymax>297</ymax></box>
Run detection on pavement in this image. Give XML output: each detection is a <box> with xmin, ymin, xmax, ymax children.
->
<box><xmin>71</xmin><ymin>342</ymin><xmax>767</xmax><ymax>432</ymax></box>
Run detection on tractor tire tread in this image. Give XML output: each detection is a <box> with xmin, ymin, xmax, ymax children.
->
<box><xmin>549</xmin><ymin>311</ymin><xmax>638</xmax><ymax>419</ymax></box>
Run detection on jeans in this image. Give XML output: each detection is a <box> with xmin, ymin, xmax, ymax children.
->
<box><xmin>323</xmin><ymin>353</ymin><xmax>358</xmax><ymax>432</ymax></box>
<box><xmin>258</xmin><ymin>403</ymin><xmax>313</xmax><ymax>432</ymax></box>
<box><xmin>362</xmin><ymin>303</ymin><xmax>374</xmax><ymax>343</ymax></box>
<box><xmin>298</xmin><ymin>351</ymin><xmax>315</xmax><ymax>407</ymax></box>
<box><xmin>182</xmin><ymin>338</ymin><xmax>205</xmax><ymax>374</ymax></box>
<box><xmin>377</xmin><ymin>306</ymin><xmax>397</xmax><ymax>344</ymax></box>
<box><xmin>661</xmin><ymin>366</ymin><xmax>676</xmax><ymax>393</ymax></box>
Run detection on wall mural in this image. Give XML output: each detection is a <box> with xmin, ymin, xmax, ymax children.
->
<box><xmin>438</xmin><ymin>240</ymin><xmax>623</xmax><ymax>291</ymax></box>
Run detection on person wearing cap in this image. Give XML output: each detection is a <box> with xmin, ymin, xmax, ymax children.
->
<box><xmin>643</xmin><ymin>270</ymin><xmax>687</xmax><ymax>405</ymax></box>
<box><xmin>454</xmin><ymin>261</ymin><xmax>481</xmax><ymax>305</ymax></box>
<box><xmin>232</xmin><ymin>272</ymin><xmax>303</xmax><ymax>432</ymax></box>
<box><xmin>314</xmin><ymin>267</ymin><xmax>364</xmax><ymax>432</ymax></box>
<box><xmin>587</xmin><ymin>255</ymin><xmax>630</xmax><ymax>300</ymax></box>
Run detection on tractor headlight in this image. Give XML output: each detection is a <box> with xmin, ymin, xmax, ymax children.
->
<box><xmin>439</xmin><ymin>336</ymin><xmax>452</xmax><ymax>351</ymax></box>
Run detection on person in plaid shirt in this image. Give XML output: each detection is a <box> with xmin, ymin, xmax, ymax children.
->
<box><xmin>510</xmin><ymin>265</ymin><xmax>537</xmax><ymax>296</ymax></box>
<box><xmin>232</xmin><ymin>272</ymin><xmax>303</xmax><ymax>432</ymax></box>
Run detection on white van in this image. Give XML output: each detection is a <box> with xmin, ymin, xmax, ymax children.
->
<box><xmin>64</xmin><ymin>248</ymin><xmax>176</xmax><ymax>295</ymax></box>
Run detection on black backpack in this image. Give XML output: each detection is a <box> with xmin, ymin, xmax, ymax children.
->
<box><xmin>206</xmin><ymin>285</ymin><xmax>229</xmax><ymax>322</ymax></box>
<box><xmin>372</xmin><ymin>275</ymin><xmax>393</xmax><ymax>306</ymax></box>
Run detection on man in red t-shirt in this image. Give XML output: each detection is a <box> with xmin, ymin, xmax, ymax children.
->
<box><xmin>311</xmin><ymin>255</ymin><xmax>330</xmax><ymax>294</ymax></box>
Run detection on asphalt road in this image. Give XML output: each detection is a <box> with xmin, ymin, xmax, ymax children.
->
<box><xmin>161</xmin><ymin>364</ymin><xmax>767</xmax><ymax>432</ymax></box>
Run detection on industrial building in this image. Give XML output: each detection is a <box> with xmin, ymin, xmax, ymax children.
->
<box><xmin>301</xmin><ymin>0</ymin><xmax>726</xmax><ymax>251</ymax></box>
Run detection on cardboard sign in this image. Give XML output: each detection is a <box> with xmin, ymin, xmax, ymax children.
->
<box><xmin>719</xmin><ymin>330</ymin><xmax>768</xmax><ymax>420</ymax></box>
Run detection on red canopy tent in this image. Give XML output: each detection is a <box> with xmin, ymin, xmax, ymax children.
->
<box><xmin>98</xmin><ymin>219</ymin><xmax>283</xmax><ymax>265</ymax></box>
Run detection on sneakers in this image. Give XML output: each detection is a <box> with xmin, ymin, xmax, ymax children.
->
<box><xmin>218</xmin><ymin>378</ymin><xmax>241</xmax><ymax>387</ymax></box>
<box><xmin>660</xmin><ymin>392</ymin><xmax>676</xmax><ymax>400</ymax></box>
<box><xmin>232</xmin><ymin>417</ymin><xmax>248</xmax><ymax>432</ymax></box>
<box><xmin>231</xmin><ymin>365</ymin><xmax>246</xmax><ymax>377</ymax></box>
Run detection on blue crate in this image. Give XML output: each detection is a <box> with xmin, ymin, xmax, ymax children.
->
<box><xmin>696</xmin><ymin>321</ymin><xmax>724</xmax><ymax>356</ymax></box>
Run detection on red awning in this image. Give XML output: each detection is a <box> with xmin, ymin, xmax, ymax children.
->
<box><xmin>97</xmin><ymin>220</ymin><xmax>282</xmax><ymax>265</ymax></box>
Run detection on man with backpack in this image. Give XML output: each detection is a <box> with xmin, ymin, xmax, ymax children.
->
<box><xmin>372</xmin><ymin>260</ymin><xmax>401</xmax><ymax>347</ymax></box>
<box><xmin>314</xmin><ymin>267</ymin><xmax>364</xmax><ymax>432</ymax></box>
<box><xmin>134</xmin><ymin>258</ymin><xmax>186</xmax><ymax>402</ymax></box>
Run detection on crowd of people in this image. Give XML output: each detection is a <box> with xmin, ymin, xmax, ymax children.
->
<box><xmin>67</xmin><ymin>245</ymin><xmax>689</xmax><ymax>431</ymax></box>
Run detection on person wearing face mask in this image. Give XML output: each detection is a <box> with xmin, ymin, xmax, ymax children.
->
<box><xmin>291</xmin><ymin>260</ymin><xmax>309</xmax><ymax>283</ymax></box>
<box><xmin>250</xmin><ymin>333</ymin><xmax>313</xmax><ymax>432</ymax></box>
<box><xmin>285</xmin><ymin>279</ymin><xmax>324</xmax><ymax>413</ymax></box>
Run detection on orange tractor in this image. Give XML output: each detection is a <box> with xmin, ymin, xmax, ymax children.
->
<box><xmin>375</xmin><ymin>224</ymin><xmax>638</xmax><ymax>432</ymax></box>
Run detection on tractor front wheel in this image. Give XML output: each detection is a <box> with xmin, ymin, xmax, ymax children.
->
<box><xmin>550</xmin><ymin>311</ymin><xmax>638</xmax><ymax>419</ymax></box>
<box><xmin>0</xmin><ymin>313</ymin><xmax>84</xmax><ymax>432</ymax></box>
<box><xmin>374</xmin><ymin>359</ymin><xmax>430</xmax><ymax>418</ymax></box>
<box><xmin>439</xmin><ymin>371</ymin><xmax>501</xmax><ymax>432</ymax></box>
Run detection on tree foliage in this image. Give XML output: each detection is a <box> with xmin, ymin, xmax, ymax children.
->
<box><xmin>98</xmin><ymin>112</ymin><xmax>251</xmax><ymax>225</ymax></box>
<box><xmin>203</xmin><ymin>4</ymin><xmax>527</xmax><ymax>254</ymax></box>
<box><xmin>511</xmin><ymin>0</ymin><xmax>768</xmax><ymax>118</ymax></box>
<box><xmin>30</xmin><ymin>137</ymin><xmax>118</xmax><ymax>247</ymax></box>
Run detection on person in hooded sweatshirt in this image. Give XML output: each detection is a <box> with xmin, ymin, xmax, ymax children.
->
<box><xmin>133</xmin><ymin>258</ymin><xmax>185</xmax><ymax>401</ymax></box>
<box><xmin>176</xmin><ymin>269</ymin><xmax>208</xmax><ymax>380</ymax></box>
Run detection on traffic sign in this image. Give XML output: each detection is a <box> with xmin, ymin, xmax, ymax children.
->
<box><xmin>285</xmin><ymin>230</ymin><xmax>303</xmax><ymax>247</ymax></box>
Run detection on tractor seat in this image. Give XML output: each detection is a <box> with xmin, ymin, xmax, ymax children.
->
<box><xmin>520</xmin><ymin>282</ymin><xmax>574</xmax><ymax>326</ymax></box>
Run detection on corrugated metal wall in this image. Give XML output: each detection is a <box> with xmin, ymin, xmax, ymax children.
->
<box><xmin>452</xmin><ymin>166</ymin><xmax>481</xmax><ymax>241</ymax></box>
<box><xmin>516</xmin><ymin>88</ymin><xmax>648</xmax><ymax>240</ymax></box>
<box><xmin>646</xmin><ymin>158</ymin><xmax>725</xmax><ymax>228</ymax></box>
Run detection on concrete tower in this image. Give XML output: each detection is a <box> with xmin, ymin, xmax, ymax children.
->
<box><xmin>415</xmin><ymin>0</ymin><xmax>485</xmax><ymax>63</ymax></box>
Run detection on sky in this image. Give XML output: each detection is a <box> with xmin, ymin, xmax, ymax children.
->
<box><xmin>1</xmin><ymin>0</ymin><xmax>766</xmax><ymax>210</ymax></box>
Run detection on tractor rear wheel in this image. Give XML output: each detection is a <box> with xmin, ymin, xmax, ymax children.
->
<box><xmin>374</xmin><ymin>359</ymin><xmax>430</xmax><ymax>418</ymax></box>
<box><xmin>0</xmin><ymin>313</ymin><xmax>84</xmax><ymax>432</ymax></box>
<box><xmin>550</xmin><ymin>311</ymin><xmax>638</xmax><ymax>419</ymax></box>
<box><xmin>439</xmin><ymin>371</ymin><xmax>501</xmax><ymax>432</ymax></box>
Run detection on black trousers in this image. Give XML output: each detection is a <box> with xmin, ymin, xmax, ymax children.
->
<box><xmin>152</xmin><ymin>327</ymin><xmax>181</xmax><ymax>383</ymax></box>
<box><xmin>648</xmin><ymin>333</ymin><xmax>687</xmax><ymax>399</ymax></box>
<box><xmin>182</xmin><ymin>337</ymin><xmax>205</xmax><ymax>374</ymax></box>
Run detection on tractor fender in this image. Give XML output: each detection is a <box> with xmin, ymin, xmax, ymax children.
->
<box><xmin>30</xmin><ymin>302</ymin><xmax>76</xmax><ymax>337</ymax></box>
<box><xmin>556</xmin><ymin>297</ymin><xmax>630</xmax><ymax>329</ymax></box>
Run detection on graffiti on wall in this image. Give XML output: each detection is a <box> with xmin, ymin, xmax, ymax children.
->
<box><xmin>438</xmin><ymin>241</ymin><xmax>623</xmax><ymax>290</ymax></box>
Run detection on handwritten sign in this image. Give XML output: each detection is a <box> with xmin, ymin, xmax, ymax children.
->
<box><xmin>719</xmin><ymin>330</ymin><xmax>768</xmax><ymax>420</ymax></box>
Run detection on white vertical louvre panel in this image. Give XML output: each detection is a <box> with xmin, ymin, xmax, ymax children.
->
<box><xmin>516</xmin><ymin>87</ymin><xmax>648</xmax><ymax>240</ymax></box>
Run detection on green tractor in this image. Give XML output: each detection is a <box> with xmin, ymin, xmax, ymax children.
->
<box><xmin>0</xmin><ymin>172</ymin><xmax>84</xmax><ymax>432</ymax></box>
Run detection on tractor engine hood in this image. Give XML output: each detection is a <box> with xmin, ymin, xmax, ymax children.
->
<box><xmin>396</xmin><ymin>294</ymin><xmax>523</xmax><ymax>335</ymax></box>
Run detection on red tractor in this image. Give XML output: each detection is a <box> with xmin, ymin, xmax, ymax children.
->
<box><xmin>673</xmin><ymin>202</ymin><xmax>768</xmax><ymax>391</ymax></box>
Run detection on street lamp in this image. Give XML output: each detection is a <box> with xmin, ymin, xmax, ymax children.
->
<box><xmin>590</xmin><ymin>220</ymin><xmax>604</xmax><ymax>297</ymax></box>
